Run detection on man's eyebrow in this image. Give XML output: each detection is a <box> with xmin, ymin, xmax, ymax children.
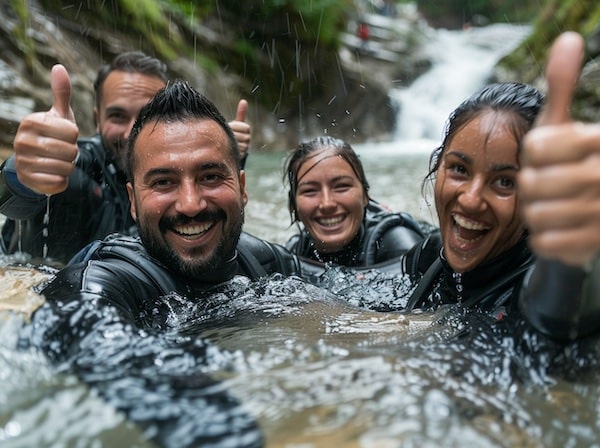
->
<box><xmin>142</xmin><ymin>161</ymin><xmax>231</xmax><ymax>178</ymax></box>
<box><xmin>104</xmin><ymin>105</ymin><xmax>126</xmax><ymax>114</ymax></box>
<box><xmin>143</xmin><ymin>167</ymin><xmax>176</xmax><ymax>180</ymax></box>
<box><xmin>198</xmin><ymin>161</ymin><xmax>229</xmax><ymax>170</ymax></box>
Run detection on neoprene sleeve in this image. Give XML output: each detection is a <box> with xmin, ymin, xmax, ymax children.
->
<box><xmin>519</xmin><ymin>258</ymin><xmax>600</xmax><ymax>340</ymax></box>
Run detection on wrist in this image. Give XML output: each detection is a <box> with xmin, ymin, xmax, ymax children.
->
<box><xmin>0</xmin><ymin>156</ymin><xmax>40</xmax><ymax>200</ymax></box>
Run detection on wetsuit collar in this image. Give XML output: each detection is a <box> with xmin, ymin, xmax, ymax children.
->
<box><xmin>184</xmin><ymin>252</ymin><xmax>240</xmax><ymax>286</ymax></box>
<box><xmin>438</xmin><ymin>234</ymin><xmax>532</xmax><ymax>307</ymax></box>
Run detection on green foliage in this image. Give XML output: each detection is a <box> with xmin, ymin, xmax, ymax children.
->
<box><xmin>165</xmin><ymin>0</ymin><xmax>214</xmax><ymax>18</ymax></box>
<box><xmin>404</xmin><ymin>0</ymin><xmax>539</xmax><ymax>27</ymax></box>
<box><xmin>191</xmin><ymin>0</ymin><xmax>354</xmax><ymax>108</ymax></box>
<box><xmin>216</xmin><ymin>0</ymin><xmax>351</xmax><ymax>44</ymax></box>
<box><xmin>10</xmin><ymin>0</ymin><xmax>36</xmax><ymax>75</ymax></box>
<box><xmin>36</xmin><ymin>0</ymin><xmax>184</xmax><ymax>60</ymax></box>
<box><xmin>498</xmin><ymin>0</ymin><xmax>600</xmax><ymax>83</ymax></box>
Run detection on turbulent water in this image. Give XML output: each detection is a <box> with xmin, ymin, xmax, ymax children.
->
<box><xmin>3</xmin><ymin>269</ymin><xmax>600</xmax><ymax>447</ymax></box>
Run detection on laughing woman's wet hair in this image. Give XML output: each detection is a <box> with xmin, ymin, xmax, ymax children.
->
<box><xmin>425</xmin><ymin>82</ymin><xmax>544</xmax><ymax>185</ymax></box>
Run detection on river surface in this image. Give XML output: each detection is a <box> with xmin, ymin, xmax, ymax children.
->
<box><xmin>2</xmin><ymin>22</ymin><xmax>600</xmax><ymax>448</ymax></box>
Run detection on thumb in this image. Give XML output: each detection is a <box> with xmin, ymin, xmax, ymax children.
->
<box><xmin>50</xmin><ymin>64</ymin><xmax>74</xmax><ymax>121</ymax></box>
<box><xmin>235</xmin><ymin>99</ymin><xmax>248</xmax><ymax>122</ymax></box>
<box><xmin>535</xmin><ymin>31</ymin><xmax>584</xmax><ymax>127</ymax></box>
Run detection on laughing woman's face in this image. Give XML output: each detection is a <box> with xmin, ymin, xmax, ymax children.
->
<box><xmin>434</xmin><ymin>110</ymin><xmax>526</xmax><ymax>273</ymax></box>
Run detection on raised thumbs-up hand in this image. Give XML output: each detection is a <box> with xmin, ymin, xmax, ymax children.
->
<box><xmin>228</xmin><ymin>99</ymin><xmax>251</xmax><ymax>162</ymax></box>
<box><xmin>519</xmin><ymin>32</ymin><xmax>600</xmax><ymax>267</ymax></box>
<box><xmin>13</xmin><ymin>64</ymin><xmax>79</xmax><ymax>195</ymax></box>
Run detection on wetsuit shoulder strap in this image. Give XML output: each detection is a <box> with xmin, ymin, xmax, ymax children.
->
<box><xmin>236</xmin><ymin>240</ymin><xmax>269</xmax><ymax>280</ymax></box>
<box><xmin>93</xmin><ymin>236</ymin><xmax>177</xmax><ymax>295</ymax></box>
<box><xmin>404</xmin><ymin>257</ymin><xmax>443</xmax><ymax>311</ymax></box>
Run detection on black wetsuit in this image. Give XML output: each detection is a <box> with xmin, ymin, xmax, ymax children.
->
<box><xmin>401</xmin><ymin>232</ymin><xmax>533</xmax><ymax>316</ymax></box>
<box><xmin>395</xmin><ymin>232</ymin><xmax>600</xmax><ymax>341</ymax></box>
<box><xmin>41</xmin><ymin>232</ymin><xmax>313</xmax><ymax>322</ymax></box>
<box><xmin>0</xmin><ymin>135</ymin><xmax>134</xmax><ymax>265</ymax></box>
<box><xmin>286</xmin><ymin>200</ymin><xmax>427</xmax><ymax>267</ymax></box>
<box><xmin>24</xmin><ymin>231</ymin><xmax>317</xmax><ymax>447</ymax></box>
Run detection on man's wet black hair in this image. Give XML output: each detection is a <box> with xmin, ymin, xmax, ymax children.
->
<box><xmin>126</xmin><ymin>80</ymin><xmax>240</xmax><ymax>181</ymax></box>
<box><xmin>93</xmin><ymin>51</ymin><xmax>168</xmax><ymax>112</ymax></box>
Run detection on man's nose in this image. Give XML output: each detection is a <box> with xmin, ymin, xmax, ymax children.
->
<box><xmin>176</xmin><ymin>182</ymin><xmax>208</xmax><ymax>216</ymax></box>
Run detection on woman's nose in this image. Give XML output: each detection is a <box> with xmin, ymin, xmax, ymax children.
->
<box><xmin>319</xmin><ymin>189</ymin><xmax>336</xmax><ymax>210</ymax></box>
<box><xmin>457</xmin><ymin>180</ymin><xmax>486</xmax><ymax>211</ymax></box>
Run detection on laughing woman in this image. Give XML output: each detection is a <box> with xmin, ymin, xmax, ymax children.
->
<box><xmin>401</xmin><ymin>82</ymin><xmax>537</xmax><ymax>315</ymax></box>
<box><xmin>397</xmin><ymin>78</ymin><xmax>600</xmax><ymax>341</ymax></box>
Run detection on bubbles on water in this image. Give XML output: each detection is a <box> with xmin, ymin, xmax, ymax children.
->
<box><xmin>316</xmin><ymin>265</ymin><xmax>416</xmax><ymax>311</ymax></box>
<box><xmin>4</xmin><ymin>270</ymin><xmax>600</xmax><ymax>446</ymax></box>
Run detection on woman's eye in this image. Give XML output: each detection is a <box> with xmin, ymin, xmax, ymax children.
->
<box><xmin>495</xmin><ymin>177</ymin><xmax>515</xmax><ymax>190</ymax></box>
<box><xmin>448</xmin><ymin>163</ymin><xmax>467</xmax><ymax>175</ymax></box>
<box><xmin>333</xmin><ymin>183</ymin><xmax>352</xmax><ymax>192</ymax></box>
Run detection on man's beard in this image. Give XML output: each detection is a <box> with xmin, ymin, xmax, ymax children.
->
<box><xmin>139</xmin><ymin>208</ymin><xmax>244</xmax><ymax>280</ymax></box>
<box><xmin>103</xmin><ymin>136</ymin><xmax>127</xmax><ymax>172</ymax></box>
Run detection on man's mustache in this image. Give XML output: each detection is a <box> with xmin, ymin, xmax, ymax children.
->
<box><xmin>160</xmin><ymin>210</ymin><xmax>227</xmax><ymax>230</ymax></box>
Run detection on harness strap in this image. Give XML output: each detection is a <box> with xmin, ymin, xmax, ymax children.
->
<box><xmin>405</xmin><ymin>257</ymin><xmax>443</xmax><ymax>311</ymax></box>
<box><xmin>236</xmin><ymin>244</ymin><xmax>268</xmax><ymax>280</ymax></box>
<box><xmin>363</xmin><ymin>212</ymin><xmax>424</xmax><ymax>265</ymax></box>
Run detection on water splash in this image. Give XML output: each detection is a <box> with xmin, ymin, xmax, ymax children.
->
<box><xmin>42</xmin><ymin>195</ymin><xmax>50</xmax><ymax>259</ymax></box>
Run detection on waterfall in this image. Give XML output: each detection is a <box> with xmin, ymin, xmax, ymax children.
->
<box><xmin>391</xmin><ymin>23</ymin><xmax>531</xmax><ymax>142</ymax></box>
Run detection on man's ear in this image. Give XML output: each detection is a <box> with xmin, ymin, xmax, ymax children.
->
<box><xmin>240</xmin><ymin>170</ymin><xmax>249</xmax><ymax>206</ymax></box>
<box><xmin>126</xmin><ymin>182</ymin><xmax>137</xmax><ymax>221</ymax></box>
<box><xmin>93</xmin><ymin>107</ymin><xmax>100</xmax><ymax>133</ymax></box>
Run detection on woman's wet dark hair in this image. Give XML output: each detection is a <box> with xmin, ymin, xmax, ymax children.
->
<box><xmin>126</xmin><ymin>80</ymin><xmax>240</xmax><ymax>181</ymax></box>
<box><xmin>424</xmin><ymin>82</ymin><xmax>544</xmax><ymax>185</ymax></box>
<box><xmin>284</xmin><ymin>136</ymin><xmax>370</xmax><ymax>224</ymax></box>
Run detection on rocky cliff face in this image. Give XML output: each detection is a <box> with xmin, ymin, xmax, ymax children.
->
<box><xmin>493</xmin><ymin>1</ymin><xmax>600</xmax><ymax>122</ymax></box>
<box><xmin>0</xmin><ymin>1</ymin><xmax>429</xmax><ymax>153</ymax></box>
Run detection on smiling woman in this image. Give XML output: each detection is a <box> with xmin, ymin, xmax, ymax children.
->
<box><xmin>283</xmin><ymin>136</ymin><xmax>428</xmax><ymax>267</ymax></box>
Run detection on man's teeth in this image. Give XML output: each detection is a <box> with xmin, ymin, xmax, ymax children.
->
<box><xmin>453</xmin><ymin>214</ymin><xmax>487</xmax><ymax>230</ymax></box>
<box><xmin>318</xmin><ymin>216</ymin><xmax>343</xmax><ymax>226</ymax></box>
<box><xmin>174</xmin><ymin>222</ymin><xmax>214</xmax><ymax>236</ymax></box>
